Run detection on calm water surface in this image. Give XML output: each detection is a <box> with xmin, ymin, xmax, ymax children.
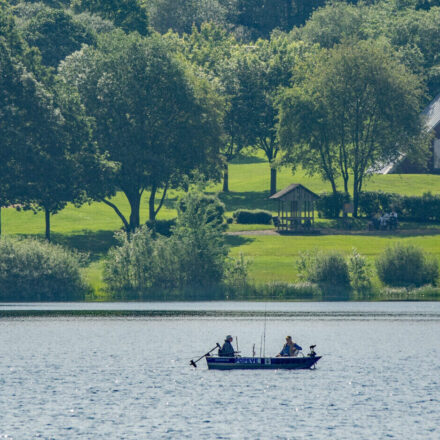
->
<box><xmin>1</xmin><ymin>302</ymin><xmax>439</xmax><ymax>439</ymax></box>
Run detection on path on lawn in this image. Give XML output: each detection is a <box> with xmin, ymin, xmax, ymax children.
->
<box><xmin>226</xmin><ymin>228</ymin><xmax>440</xmax><ymax>236</ymax></box>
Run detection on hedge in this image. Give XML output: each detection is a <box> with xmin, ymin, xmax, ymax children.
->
<box><xmin>358</xmin><ymin>191</ymin><xmax>440</xmax><ymax>221</ymax></box>
<box><xmin>316</xmin><ymin>192</ymin><xmax>350</xmax><ymax>218</ymax></box>
<box><xmin>232</xmin><ymin>209</ymin><xmax>273</xmax><ymax>224</ymax></box>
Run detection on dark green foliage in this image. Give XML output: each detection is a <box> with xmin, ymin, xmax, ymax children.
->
<box><xmin>316</xmin><ymin>192</ymin><xmax>350</xmax><ymax>218</ymax></box>
<box><xmin>18</xmin><ymin>7</ymin><xmax>96</xmax><ymax>67</ymax></box>
<box><xmin>297</xmin><ymin>250</ymin><xmax>351</xmax><ymax>288</ymax></box>
<box><xmin>252</xmin><ymin>281</ymin><xmax>322</xmax><ymax>300</ymax></box>
<box><xmin>0</xmin><ymin>237</ymin><xmax>90</xmax><ymax>301</ymax></box>
<box><xmin>279</xmin><ymin>40</ymin><xmax>425</xmax><ymax>216</ymax></box>
<box><xmin>71</xmin><ymin>0</ymin><xmax>149</xmax><ymax>35</ymax></box>
<box><xmin>146</xmin><ymin>218</ymin><xmax>176</xmax><ymax>237</ymax></box>
<box><xmin>178</xmin><ymin>193</ymin><xmax>226</xmax><ymax>229</ymax></box>
<box><xmin>376</xmin><ymin>243</ymin><xmax>439</xmax><ymax>287</ymax></box>
<box><xmin>234</xmin><ymin>0</ymin><xmax>326</xmax><ymax>40</ymax></box>
<box><xmin>357</xmin><ymin>191</ymin><xmax>440</xmax><ymax>221</ymax></box>
<box><xmin>357</xmin><ymin>191</ymin><xmax>401</xmax><ymax>218</ymax></box>
<box><xmin>104</xmin><ymin>191</ymin><xmax>248</xmax><ymax>299</ymax></box>
<box><xmin>232</xmin><ymin>209</ymin><xmax>273</xmax><ymax>224</ymax></box>
<box><xmin>60</xmin><ymin>31</ymin><xmax>223</xmax><ymax>230</ymax></box>
<box><xmin>147</xmin><ymin>0</ymin><xmax>229</xmax><ymax>35</ymax></box>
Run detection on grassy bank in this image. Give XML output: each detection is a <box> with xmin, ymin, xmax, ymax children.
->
<box><xmin>2</xmin><ymin>154</ymin><xmax>440</xmax><ymax>298</ymax></box>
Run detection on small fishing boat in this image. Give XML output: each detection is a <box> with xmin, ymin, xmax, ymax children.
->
<box><xmin>206</xmin><ymin>353</ymin><xmax>321</xmax><ymax>370</ymax></box>
<box><xmin>190</xmin><ymin>344</ymin><xmax>321</xmax><ymax>370</ymax></box>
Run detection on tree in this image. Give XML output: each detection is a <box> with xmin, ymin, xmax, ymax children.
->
<box><xmin>279</xmin><ymin>40</ymin><xmax>426</xmax><ymax>216</ymax></box>
<box><xmin>16</xmin><ymin>6</ymin><xmax>96</xmax><ymax>68</ymax></box>
<box><xmin>182</xmin><ymin>23</ymin><xmax>245</xmax><ymax>193</ymax></box>
<box><xmin>60</xmin><ymin>31</ymin><xmax>223</xmax><ymax>230</ymax></box>
<box><xmin>24</xmin><ymin>80</ymin><xmax>100</xmax><ymax>241</ymax></box>
<box><xmin>71</xmin><ymin>0</ymin><xmax>149</xmax><ymax>36</ymax></box>
<box><xmin>242</xmin><ymin>36</ymin><xmax>302</xmax><ymax>194</ymax></box>
<box><xmin>0</xmin><ymin>38</ymin><xmax>66</xmax><ymax>239</ymax></box>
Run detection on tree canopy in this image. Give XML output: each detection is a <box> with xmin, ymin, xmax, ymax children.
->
<box><xmin>60</xmin><ymin>30</ymin><xmax>223</xmax><ymax>230</ymax></box>
<box><xmin>278</xmin><ymin>39</ymin><xmax>426</xmax><ymax>216</ymax></box>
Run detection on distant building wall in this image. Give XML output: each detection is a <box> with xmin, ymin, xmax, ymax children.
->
<box><xmin>434</xmin><ymin>138</ymin><xmax>440</xmax><ymax>169</ymax></box>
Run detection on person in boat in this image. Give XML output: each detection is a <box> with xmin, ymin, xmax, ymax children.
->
<box><xmin>218</xmin><ymin>335</ymin><xmax>236</xmax><ymax>357</ymax></box>
<box><xmin>277</xmin><ymin>336</ymin><xmax>302</xmax><ymax>357</ymax></box>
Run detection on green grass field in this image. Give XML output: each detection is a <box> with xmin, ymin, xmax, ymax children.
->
<box><xmin>2</xmin><ymin>153</ymin><xmax>440</xmax><ymax>293</ymax></box>
<box><xmin>227</xmin><ymin>233</ymin><xmax>440</xmax><ymax>284</ymax></box>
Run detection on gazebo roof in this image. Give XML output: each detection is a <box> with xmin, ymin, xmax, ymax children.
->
<box><xmin>269</xmin><ymin>183</ymin><xmax>319</xmax><ymax>200</ymax></box>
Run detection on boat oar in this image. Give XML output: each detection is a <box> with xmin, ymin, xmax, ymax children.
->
<box><xmin>190</xmin><ymin>343</ymin><xmax>220</xmax><ymax>368</ymax></box>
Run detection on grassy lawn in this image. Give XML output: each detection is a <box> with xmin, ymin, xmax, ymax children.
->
<box><xmin>2</xmin><ymin>153</ymin><xmax>440</xmax><ymax>294</ymax></box>
<box><xmin>227</xmin><ymin>233</ymin><xmax>440</xmax><ymax>284</ymax></box>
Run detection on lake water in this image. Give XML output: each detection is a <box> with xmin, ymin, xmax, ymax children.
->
<box><xmin>1</xmin><ymin>302</ymin><xmax>439</xmax><ymax>439</ymax></box>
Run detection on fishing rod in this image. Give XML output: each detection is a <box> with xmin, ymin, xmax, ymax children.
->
<box><xmin>190</xmin><ymin>343</ymin><xmax>220</xmax><ymax>368</ymax></box>
<box><xmin>263</xmin><ymin>303</ymin><xmax>267</xmax><ymax>357</ymax></box>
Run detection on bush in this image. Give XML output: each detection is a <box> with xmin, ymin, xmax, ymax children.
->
<box><xmin>316</xmin><ymin>192</ymin><xmax>350</xmax><ymax>218</ymax></box>
<box><xmin>104</xmin><ymin>190</ymin><xmax>247</xmax><ymax>299</ymax></box>
<box><xmin>348</xmin><ymin>248</ymin><xmax>372</xmax><ymax>292</ymax></box>
<box><xmin>0</xmin><ymin>237</ymin><xmax>89</xmax><ymax>301</ymax></box>
<box><xmin>375</xmin><ymin>243</ymin><xmax>439</xmax><ymax>287</ymax></box>
<box><xmin>357</xmin><ymin>192</ymin><xmax>402</xmax><ymax>218</ymax></box>
<box><xmin>178</xmin><ymin>193</ymin><xmax>226</xmax><ymax>229</ymax></box>
<box><xmin>297</xmin><ymin>250</ymin><xmax>350</xmax><ymax>287</ymax></box>
<box><xmin>357</xmin><ymin>191</ymin><xmax>440</xmax><ymax>221</ymax></box>
<box><xmin>146</xmin><ymin>218</ymin><xmax>176</xmax><ymax>237</ymax></box>
<box><xmin>232</xmin><ymin>209</ymin><xmax>273</xmax><ymax>224</ymax></box>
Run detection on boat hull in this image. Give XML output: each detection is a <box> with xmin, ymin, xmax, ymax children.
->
<box><xmin>206</xmin><ymin>356</ymin><xmax>321</xmax><ymax>370</ymax></box>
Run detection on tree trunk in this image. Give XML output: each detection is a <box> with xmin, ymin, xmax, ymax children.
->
<box><xmin>353</xmin><ymin>179</ymin><xmax>359</xmax><ymax>218</ymax></box>
<box><xmin>0</xmin><ymin>206</ymin><xmax>2</xmax><ymax>236</ymax></box>
<box><xmin>128</xmin><ymin>192</ymin><xmax>142</xmax><ymax>232</ymax></box>
<box><xmin>149</xmin><ymin>185</ymin><xmax>157</xmax><ymax>222</ymax></box>
<box><xmin>45</xmin><ymin>208</ymin><xmax>51</xmax><ymax>242</ymax></box>
<box><xmin>270</xmin><ymin>167</ymin><xmax>277</xmax><ymax>195</ymax></box>
<box><xmin>222</xmin><ymin>162</ymin><xmax>229</xmax><ymax>193</ymax></box>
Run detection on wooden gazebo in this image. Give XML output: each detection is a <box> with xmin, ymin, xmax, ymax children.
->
<box><xmin>269</xmin><ymin>184</ymin><xmax>319</xmax><ymax>231</ymax></box>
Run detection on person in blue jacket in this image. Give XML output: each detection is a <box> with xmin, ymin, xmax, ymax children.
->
<box><xmin>218</xmin><ymin>335</ymin><xmax>235</xmax><ymax>357</ymax></box>
<box><xmin>277</xmin><ymin>336</ymin><xmax>302</xmax><ymax>357</ymax></box>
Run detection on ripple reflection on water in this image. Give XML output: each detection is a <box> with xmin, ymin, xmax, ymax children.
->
<box><xmin>0</xmin><ymin>311</ymin><xmax>439</xmax><ymax>439</ymax></box>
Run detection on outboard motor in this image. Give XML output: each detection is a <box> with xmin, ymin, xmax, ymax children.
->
<box><xmin>308</xmin><ymin>345</ymin><xmax>317</xmax><ymax>358</ymax></box>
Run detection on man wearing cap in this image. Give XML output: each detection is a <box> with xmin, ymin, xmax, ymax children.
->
<box><xmin>218</xmin><ymin>335</ymin><xmax>236</xmax><ymax>357</ymax></box>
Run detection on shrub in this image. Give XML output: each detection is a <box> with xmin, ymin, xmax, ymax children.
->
<box><xmin>375</xmin><ymin>243</ymin><xmax>439</xmax><ymax>287</ymax></box>
<box><xmin>146</xmin><ymin>218</ymin><xmax>176</xmax><ymax>237</ymax></box>
<box><xmin>255</xmin><ymin>281</ymin><xmax>322</xmax><ymax>300</ymax></box>
<box><xmin>104</xmin><ymin>190</ymin><xmax>247</xmax><ymax>299</ymax></box>
<box><xmin>297</xmin><ymin>250</ymin><xmax>350</xmax><ymax>287</ymax></box>
<box><xmin>316</xmin><ymin>192</ymin><xmax>350</xmax><ymax>218</ymax></box>
<box><xmin>348</xmin><ymin>248</ymin><xmax>372</xmax><ymax>292</ymax></box>
<box><xmin>178</xmin><ymin>193</ymin><xmax>226</xmax><ymax>229</ymax></box>
<box><xmin>0</xmin><ymin>237</ymin><xmax>89</xmax><ymax>301</ymax></box>
<box><xmin>357</xmin><ymin>191</ymin><xmax>440</xmax><ymax>221</ymax></box>
<box><xmin>232</xmin><ymin>209</ymin><xmax>273</xmax><ymax>224</ymax></box>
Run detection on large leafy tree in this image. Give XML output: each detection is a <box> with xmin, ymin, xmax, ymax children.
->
<box><xmin>278</xmin><ymin>40</ymin><xmax>426</xmax><ymax>216</ymax></box>
<box><xmin>240</xmin><ymin>36</ymin><xmax>302</xmax><ymax>194</ymax></box>
<box><xmin>60</xmin><ymin>30</ymin><xmax>223</xmax><ymax>230</ymax></box>
<box><xmin>183</xmin><ymin>23</ymin><xmax>246</xmax><ymax>193</ymax></box>
<box><xmin>16</xmin><ymin>6</ymin><xmax>96</xmax><ymax>68</ymax></box>
<box><xmin>25</xmin><ymin>80</ymin><xmax>100</xmax><ymax>241</ymax></box>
